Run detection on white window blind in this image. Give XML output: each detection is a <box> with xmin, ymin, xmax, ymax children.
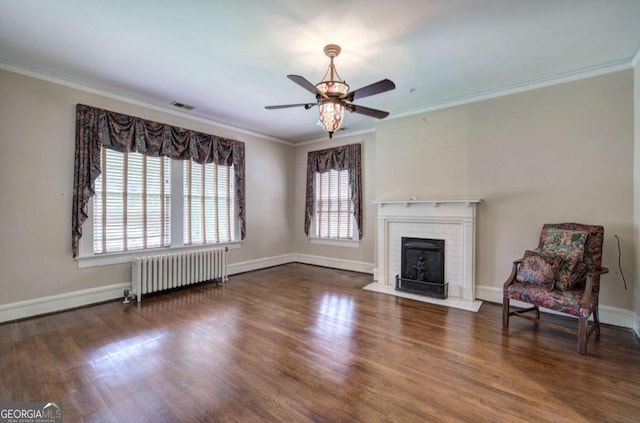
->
<box><xmin>184</xmin><ymin>160</ymin><xmax>236</xmax><ymax>244</ymax></box>
<box><xmin>314</xmin><ymin>169</ymin><xmax>353</xmax><ymax>239</ymax></box>
<box><xmin>93</xmin><ymin>149</ymin><xmax>171</xmax><ymax>253</ymax></box>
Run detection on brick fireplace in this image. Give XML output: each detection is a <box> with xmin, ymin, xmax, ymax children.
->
<box><xmin>368</xmin><ymin>199</ymin><xmax>482</xmax><ymax>311</ymax></box>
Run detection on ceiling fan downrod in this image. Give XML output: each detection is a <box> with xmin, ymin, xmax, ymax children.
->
<box><xmin>319</xmin><ymin>44</ymin><xmax>347</xmax><ymax>94</ymax></box>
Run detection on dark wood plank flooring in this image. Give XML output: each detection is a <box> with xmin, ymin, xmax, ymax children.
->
<box><xmin>1</xmin><ymin>263</ymin><xmax>639</xmax><ymax>422</ymax></box>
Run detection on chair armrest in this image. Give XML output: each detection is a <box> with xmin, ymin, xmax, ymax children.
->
<box><xmin>503</xmin><ymin>259</ymin><xmax>522</xmax><ymax>290</ymax></box>
<box><xmin>579</xmin><ymin>267</ymin><xmax>609</xmax><ymax>310</ymax></box>
<box><xmin>588</xmin><ymin>266</ymin><xmax>609</xmax><ymax>277</ymax></box>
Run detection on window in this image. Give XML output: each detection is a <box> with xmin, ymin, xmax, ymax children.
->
<box><xmin>305</xmin><ymin>143</ymin><xmax>362</xmax><ymax>244</ymax></box>
<box><xmin>314</xmin><ymin>169</ymin><xmax>354</xmax><ymax>239</ymax></box>
<box><xmin>184</xmin><ymin>160</ymin><xmax>236</xmax><ymax>244</ymax></box>
<box><xmin>72</xmin><ymin>104</ymin><xmax>246</xmax><ymax>261</ymax></box>
<box><xmin>94</xmin><ymin>149</ymin><xmax>171</xmax><ymax>254</ymax></box>
<box><xmin>92</xmin><ymin>148</ymin><xmax>237</xmax><ymax>256</ymax></box>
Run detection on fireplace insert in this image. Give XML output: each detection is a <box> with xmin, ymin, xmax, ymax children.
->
<box><xmin>395</xmin><ymin>237</ymin><xmax>448</xmax><ymax>299</ymax></box>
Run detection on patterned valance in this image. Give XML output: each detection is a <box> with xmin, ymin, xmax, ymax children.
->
<box><xmin>72</xmin><ymin>104</ymin><xmax>246</xmax><ymax>257</ymax></box>
<box><xmin>304</xmin><ymin>143</ymin><xmax>362</xmax><ymax>239</ymax></box>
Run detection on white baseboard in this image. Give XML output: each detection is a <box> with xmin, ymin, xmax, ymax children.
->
<box><xmin>475</xmin><ymin>285</ymin><xmax>503</xmax><ymax>304</ymax></box>
<box><xmin>290</xmin><ymin>253</ymin><xmax>374</xmax><ymax>274</ymax></box>
<box><xmin>599</xmin><ymin>305</ymin><xmax>635</xmax><ymax>329</ymax></box>
<box><xmin>227</xmin><ymin>253</ymin><xmax>374</xmax><ymax>275</ymax></box>
<box><xmin>0</xmin><ymin>282</ymin><xmax>130</xmax><ymax>324</ymax></box>
<box><xmin>475</xmin><ymin>285</ymin><xmax>634</xmax><ymax>329</ymax></box>
<box><xmin>227</xmin><ymin>254</ymin><xmax>294</xmax><ymax>275</ymax></box>
<box><xmin>0</xmin><ymin>254</ymin><xmax>374</xmax><ymax>324</ymax></box>
<box><xmin>633</xmin><ymin>312</ymin><xmax>640</xmax><ymax>338</ymax></box>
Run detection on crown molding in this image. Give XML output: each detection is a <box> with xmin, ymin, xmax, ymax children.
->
<box><xmin>632</xmin><ymin>47</ymin><xmax>640</xmax><ymax>67</ymax></box>
<box><xmin>0</xmin><ymin>60</ymin><xmax>294</xmax><ymax>146</ymax></box>
<box><xmin>389</xmin><ymin>59</ymin><xmax>633</xmax><ymax>121</ymax></box>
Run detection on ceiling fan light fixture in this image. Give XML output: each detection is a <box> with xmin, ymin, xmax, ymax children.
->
<box><xmin>318</xmin><ymin>100</ymin><xmax>345</xmax><ymax>139</ymax></box>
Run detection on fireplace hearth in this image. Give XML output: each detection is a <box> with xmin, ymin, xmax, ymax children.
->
<box><xmin>395</xmin><ymin>237</ymin><xmax>448</xmax><ymax>299</ymax></box>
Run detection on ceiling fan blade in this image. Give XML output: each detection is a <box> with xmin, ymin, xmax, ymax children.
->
<box><xmin>346</xmin><ymin>103</ymin><xmax>390</xmax><ymax>119</ymax></box>
<box><xmin>287</xmin><ymin>75</ymin><xmax>319</xmax><ymax>95</ymax></box>
<box><xmin>265</xmin><ymin>103</ymin><xmax>317</xmax><ymax>110</ymax></box>
<box><xmin>346</xmin><ymin>79</ymin><xmax>396</xmax><ymax>101</ymax></box>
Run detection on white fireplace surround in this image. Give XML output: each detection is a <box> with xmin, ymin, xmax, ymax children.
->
<box><xmin>368</xmin><ymin>199</ymin><xmax>482</xmax><ymax>311</ymax></box>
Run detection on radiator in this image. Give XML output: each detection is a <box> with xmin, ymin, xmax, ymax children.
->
<box><xmin>131</xmin><ymin>247</ymin><xmax>228</xmax><ymax>302</ymax></box>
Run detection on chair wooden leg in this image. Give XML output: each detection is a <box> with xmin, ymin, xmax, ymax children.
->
<box><xmin>594</xmin><ymin>307</ymin><xmax>601</xmax><ymax>337</ymax></box>
<box><xmin>578</xmin><ymin>315</ymin><xmax>588</xmax><ymax>355</ymax></box>
<box><xmin>502</xmin><ymin>297</ymin><xmax>510</xmax><ymax>328</ymax></box>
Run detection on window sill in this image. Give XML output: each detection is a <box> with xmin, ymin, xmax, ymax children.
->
<box><xmin>309</xmin><ymin>237</ymin><xmax>360</xmax><ymax>248</ymax></box>
<box><xmin>76</xmin><ymin>241</ymin><xmax>241</xmax><ymax>269</ymax></box>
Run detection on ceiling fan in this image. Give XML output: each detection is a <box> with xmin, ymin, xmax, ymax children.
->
<box><xmin>265</xmin><ymin>44</ymin><xmax>396</xmax><ymax>139</ymax></box>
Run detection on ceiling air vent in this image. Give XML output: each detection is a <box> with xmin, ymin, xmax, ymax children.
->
<box><xmin>170</xmin><ymin>100</ymin><xmax>194</xmax><ymax>110</ymax></box>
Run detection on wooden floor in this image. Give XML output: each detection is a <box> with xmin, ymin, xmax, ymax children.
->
<box><xmin>1</xmin><ymin>263</ymin><xmax>639</xmax><ymax>422</ymax></box>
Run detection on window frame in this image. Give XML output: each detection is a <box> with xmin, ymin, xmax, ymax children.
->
<box><xmin>304</xmin><ymin>143</ymin><xmax>362</xmax><ymax>245</ymax></box>
<box><xmin>183</xmin><ymin>159</ymin><xmax>237</xmax><ymax>246</ymax></box>
<box><xmin>309</xmin><ymin>168</ymin><xmax>360</xmax><ymax>247</ymax></box>
<box><xmin>92</xmin><ymin>148</ymin><xmax>172</xmax><ymax>254</ymax></box>
<box><xmin>76</xmin><ymin>152</ymin><xmax>241</xmax><ymax>269</ymax></box>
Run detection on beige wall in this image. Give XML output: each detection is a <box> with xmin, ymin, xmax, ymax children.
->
<box><xmin>375</xmin><ymin>70</ymin><xmax>635</xmax><ymax>310</ymax></box>
<box><xmin>0</xmin><ymin>69</ymin><xmax>294</xmax><ymax>305</ymax></box>
<box><xmin>292</xmin><ymin>133</ymin><xmax>376</xmax><ymax>268</ymax></box>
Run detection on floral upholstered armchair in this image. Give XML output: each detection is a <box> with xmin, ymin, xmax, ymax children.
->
<box><xmin>502</xmin><ymin>223</ymin><xmax>608</xmax><ymax>355</ymax></box>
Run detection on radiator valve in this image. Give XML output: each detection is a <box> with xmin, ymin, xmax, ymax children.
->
<box><xmin>123</xmin><ymin>288</ymin><xmax>137</xmax><ymax>304</ymax></box>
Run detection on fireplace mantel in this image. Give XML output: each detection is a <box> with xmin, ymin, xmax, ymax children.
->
<box><xmin>373</xmin><ymin>198</ymin><xmax>482</xmax><ymax>208</ymax></box>
<box><xmin>370</xmin><ymin>198</ymin><xmax>482</xmax><ymax>310</ymax></box>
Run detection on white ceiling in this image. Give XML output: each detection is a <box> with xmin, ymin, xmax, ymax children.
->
<box><xmin>1</xmin><ymin>0</ymin><xmax>640</xmax><ymax>143</ymax></box>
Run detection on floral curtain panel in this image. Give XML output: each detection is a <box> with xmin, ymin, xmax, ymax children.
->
<box><xmin>72</xmin><ymin>104</ymin><xmax>246</xmax><ymax>257</ymax></box>
<box><xmin>304</xmin><ymin>143</ymin><xmax>362</xmax><ymax>239</ymax></box>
